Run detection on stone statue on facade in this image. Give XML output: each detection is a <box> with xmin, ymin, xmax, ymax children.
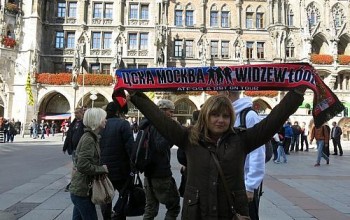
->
<box><xmin>72</xmin><ymin>45</ymin><xmax>80</xmax><ymax>82</ymax></box>
<box><xmin>157</xmin><ymin>48</ymin><xmax>165</xmax><ymax>67</ymax></box>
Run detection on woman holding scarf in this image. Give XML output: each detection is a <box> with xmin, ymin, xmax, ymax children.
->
<box><xmin>124</xmin><ymin>87</ymin><xmax>306</xmax><ymax>219</ymax></box>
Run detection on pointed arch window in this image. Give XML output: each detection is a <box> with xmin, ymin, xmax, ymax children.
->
<box><xmin>246</xmin><ymin>6</ymin><xmax>254</xmax><ymax>29</ymax></box>
<box><xmin>256</xmin><ymin>6</ymin><xmax>264</xmax><ymax>29</ymax></box>
<box><xmin>210</xmin><ymin>5</ymin><xmax>219</xmax><ymax>27</ymax></box>
<box><xmin>307</xmin><ymin>3</ymin><xmax>320</xmax><ymax>28</ymax></box>
<box><xmin>175</xmin><ymin>5</ymin><xmax>183</xmax><ymax>26</ymax></box>
<box><xmin>287</xmin><ymin>8</ymin><xmax>294</xmax><ymax>26</ymax></box>
<box><xmin>185</xmin><ymin>4</ymin><xmax>194</xmax><ymax>27</ymax></box>
<box><xmin>332</xmin><ymin>3</ymin><xmax>346</xmax><ymax>29</ymax></box>
<box><xmin>221</xmin><ymin>5</ymin><xmax>230</xmax><ymax>28</ymax></box>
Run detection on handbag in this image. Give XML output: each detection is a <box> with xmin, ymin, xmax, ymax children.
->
<box><xmin>114</xmin><ymin>172</ymin><xmax>146</xmax><ymax>216</ymax></box>
<box><xmin>209</xmin><ymin>151</ymin><xmax>251</xmax><ymax>220</ymax></box>
<box><xmin>91</xmin><ymin>174</ymin><xmax>115</xmax><ymax>205</ymax></box>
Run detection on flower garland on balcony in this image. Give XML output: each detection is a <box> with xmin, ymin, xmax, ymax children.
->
<box><xmin>36</xmin><ymin>73</ymin><xmax>72</xmax><ymax>85</ymax></box>
<box><xmin>77</xmin><ymin>74</ymin><xmax>114</xmax><ymax>86</ymax></box>
<box><xmin>1</xmin><ymin>36</ymin><xmax>16</xmax><ymax>48</ymax></box>
<box><xmin>338</xmin><ymin>55</ymin><xmax>350</xmax><ymax>65</ymax></box>
<box><xmin>310</xmin><ymin>54</ymin><xmax>333</xmax><ymax>65</ymax></box>
<box><xmin>244</xmin><ymin>90</ymin><xmax>278</xmax><ymax>97</ymax></box>
<box><xmin>35</xmin><ymin>73</ymin><xmax>114</xmax><ymax>86</ymax></box>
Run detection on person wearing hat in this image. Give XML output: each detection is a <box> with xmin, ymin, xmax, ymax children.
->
<box><xmin>100</xmin><ymin>101</ymin><xmax>134</xmax><ymax>220</ymax></box>
<box><xmin>138</xmin><ymin>99</ymin><xmax>180</xmax><ymax>220</ymax></box>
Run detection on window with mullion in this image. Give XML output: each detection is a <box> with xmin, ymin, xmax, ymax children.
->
<box><xmin>67</xmin><ymin>32</ymin><xmax>75</xmax><ymax>48</ymax></box>
<box><xmin>68</xmin><ymin>2</ymin><xmax>77</xmax><ymax>18</ymax></box>
<box><xmin>246</xmin><ymin>12</ymin><xmax>253</xmax><ymax>28</ymax></box>
<box><xmin>130</xmin><ymin>4</ymin><xmax>138</xmax><ymax>19</ymax></box>
<box><xmin>246</xmin><ymin>42</ymin><xmax>253</xmax><ymax>59</ymax></box>
<box><xmin>185</xmin><ymin>10</ymin><xmax>193</xmax><ymax>26</ymax></box>
<box><xmin>221</xmin><ymin>11</ymin><xmax>229</xmax><ymax>28</ymax></box>
<box><xmin>210</xmin><ymin>41</ymin><xmax>218</xmax><ymax>58</ymax></box>
<box><xmin>102</xmin><ymin>64</ymin><xmax>110</xmax><ymax>74</ymax></box>
<box><xmin>221</xmin><ymin>41</ymin><xmax>229</xmax><ymax>58</ymax></box>
<box><xmin>91</xmin><ymin>63</ymin><xmax>100</xmax><ymax>74</ymax></box>
<box><xmin>92</xmin><ymin>32</ymin><xmax>101</xmax><ymax>49</ymax></box>
<box><xmin>210</xmin><ymin>11</ymin><xmax>218</xmax><ymax>27</ymax></box>
<box><xmin>140</xmin><ymin>33</ymin><xmax>148</xmax><ymax>50</ymax></box>
<box><xmin>55</xmin><ymin>31</ymin><xmax>64</xmax><ymax>48</ymax></box>
<box><xmin>93</xmin><ymin>3</ymin><xmax>103</xmax><ymax>18</ymax></box>
<box><xmin>105</xmin><ymin>3</ymin><xmax>113</xmax><ymax>19</ymax></box>
<box><xmin>256</xmin><ymin>13</ymin><xmax>263</xmax><ymax>29</ymax></box>
<box><xmin>257</xmin><ymin>42</ymin><xmax>264</xmax><ymax>59</ymax></box>
<box><xmin>57</xmin><ymin>2</ymin><xmax>66</xmax><ymax>18</ymax></box>
<box><xmin>286</xmin><ymin>45</ymin><xmax>295</xmax><ymax>58</ymax></box>
<box><xmin>185</xmin><ymin>40</ymin><xmax>193</xmax><ymax>57</ymax></box>
<box><xmin>103</xmin><ymin>32</ymin><xmax>112</xmax><ymax>49</ymax></box>
<box><xmin>128</xmin><ymin>33</ymin><xmax>137</xmax><ymax>50</ymax></box>
<box><xmin>141</xmin><ymin>5</ymin><xmax>149</xmax><ymax>20</ymax></box>
<box><xmin>174</xmin><ymin>40</ymin><xmax>183</xmax><ymax>57</ymax></box>
<box><xmin>175</xmin><ymin>10</ymin><xmax>183</xmax><ymax>26</ymax></box>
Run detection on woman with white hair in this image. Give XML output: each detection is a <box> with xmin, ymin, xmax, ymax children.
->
<box><xmin>69</xmin><ymin>108</ymin><xmax>109</xmax><ymax>220</ymax></box>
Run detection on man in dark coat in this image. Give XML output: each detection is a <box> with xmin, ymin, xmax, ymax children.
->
<box><xmin>62</xmin><ymin>107</ymin><xmax>85</xmax><ymax>190</ymax></box>
<box><xmin>141</xmin><ymin>99</ymin><xmax>180</xmax><ymax>220</ymax></box>
<box><xmin>100</xmin><ymin>101</ymin><xmax>134</xmax><ymax>220</ymax></box>
<box><xmin>331</xmin><ymin>121</ymin><xmax>343</xmax><ymax>156</ymax></box>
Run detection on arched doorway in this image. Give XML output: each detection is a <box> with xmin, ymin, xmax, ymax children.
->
<box><xmin>38</xmin><ymin>92</ymin><xmax>71</xmax><ymax>125</ymax></box>
<box><xmin>78</xmin><ymin>93</ymin><xmax>108</xmax><ymax>109</ymax></box>
<box><xmin>174</xmin><ymin>98</ymin><xmax>198</xmax><ymax>126</ymax></box>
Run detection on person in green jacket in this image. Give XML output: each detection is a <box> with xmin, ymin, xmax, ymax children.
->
<box><xmin>69</xmin><ymin>108</ymin><xmax>109</xmax><ymax>220</ymax></box>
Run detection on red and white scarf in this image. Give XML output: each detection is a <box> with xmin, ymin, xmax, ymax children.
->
<box><xmin>113</xmin><ymin>63</ymin><xmax>344</xmax><ymax>127</ymax></box>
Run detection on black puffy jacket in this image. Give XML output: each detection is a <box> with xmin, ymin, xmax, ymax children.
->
<box><xmin>139</xmin><ymin>119</ymin><xmax>174</xmax><ymax>178</ymax></box>
<box><xmin>100</xmin><ymin>117</ymin><xmax>134</xmax><ymax>182</ymax></box>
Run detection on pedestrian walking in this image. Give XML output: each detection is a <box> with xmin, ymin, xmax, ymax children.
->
<box><xmin>274</xmin><ymin>133</ymin><xmax>287</xmax><ymax>163</ymax></box>
<box><xmin>69</xmin><ymin>108</ymin><xmax>109</xmax><ymax>220</ymax></box>
<box><xmin>137</xmin><ymin>99</ymin><xmax>181</xmax><ymax>220</ymax></box>
<box><xmin>100</xmin><ymin>101</ymin><xmax>133</xmax><ymax>220</ymax></box>
<box><xmin>63</xmin><ymin>108</ymin><xmax>85</xmax><ymax>191</ymax></box>
<box><xmin>126</xmin><ymin>87</ymin><xmax>306</xmax><ymax>219</ymax></box>
<box><xmin>283</xmin><ymin>121</ymin><xmax>293</xmax><ymax>154</ymax></box>
<box><xmin>51</xmin><ymin>121</ymin><xmax>57</xmax><ymax>136</ymax></box>
<box><xmin>310</xmin><ymin>124</ymin><xmax>330</xmax><ymax>167</ymax></box>
<box><xmin>331</xmin><ymin>121</ymin><xmax>343</xmax><ymax>156</ymax></box>
<box><xmin>300</xmin><ymin>122</ymin><xmax>309</xmax><ymax>151</ymax></box>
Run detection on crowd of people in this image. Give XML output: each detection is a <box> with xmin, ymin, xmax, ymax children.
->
<box><xmin>61</xmin><ymin>87</ymin><xmax>306</xmax><ymax>220</ymax></box>
<box><xmin>21</xmin><ymin>86</ymin><xmax>339</xmax><ymax>220</ymax></box>
<box><xmin>271</xmin><ymin>119</ymin><xmax>343</xmax><ymax>167</ymax></box>
<box><xmin>0</xmin><ymin>117</ymin><xmax>22</xmax><ymax>142</ymax></box>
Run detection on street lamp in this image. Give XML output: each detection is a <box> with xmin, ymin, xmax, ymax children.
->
<box><xmin>90</xmin><ymin>90</ymin><xmax>97</xmax><ymax>108</ymax></box>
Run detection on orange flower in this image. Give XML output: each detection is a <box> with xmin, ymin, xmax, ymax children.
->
<box><xmin>77</xmin><ymin>74</ymin><xmax>113</xmax><ymax>86</ymax></box>
<box><xmin>36</xmin><ymin>73</ymin><xmax>72</xmax><ymax>85</ymax></box>
<box><xmin>310</xmin><ymin>54</ymin><xmax>333</xmax><ymax>65</ymax></box>
<box><xmin>244</xmin><ymin>90</ymin><xmax>278</xmax><ymax>97</ymax></box>
<box><xmin>338</xmin><ymin>55</ymin><xmax>350</xmax><ymax>65</ymax></box>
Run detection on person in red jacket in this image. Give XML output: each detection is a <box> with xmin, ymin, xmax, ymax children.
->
<box><xmin>310</xmin><ymin>123</ymin><xmax>330</xmax><ymax>167</ymax></box>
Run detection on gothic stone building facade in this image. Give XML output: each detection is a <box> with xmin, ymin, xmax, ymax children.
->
<box><xmin>0</xmin><ymin>0</ymin><xmax>350</xmax><ymax>138</ymax></box>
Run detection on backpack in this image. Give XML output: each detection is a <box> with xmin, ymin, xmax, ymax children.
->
<box><xmin>239</xmin><ymin>107</ymin><xmax>273</xmax><ymax>163</ymax></box>
<box><xmin>132</xmin><ymin>125</ymin><xmax>152</xmax><ymax>173</ymax></box>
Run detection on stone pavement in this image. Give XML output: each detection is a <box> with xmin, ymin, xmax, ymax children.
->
<box><xmin>1</xmin><ymin>137</ymin><xmax>350</xmax><ymax>220</ymax></box>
